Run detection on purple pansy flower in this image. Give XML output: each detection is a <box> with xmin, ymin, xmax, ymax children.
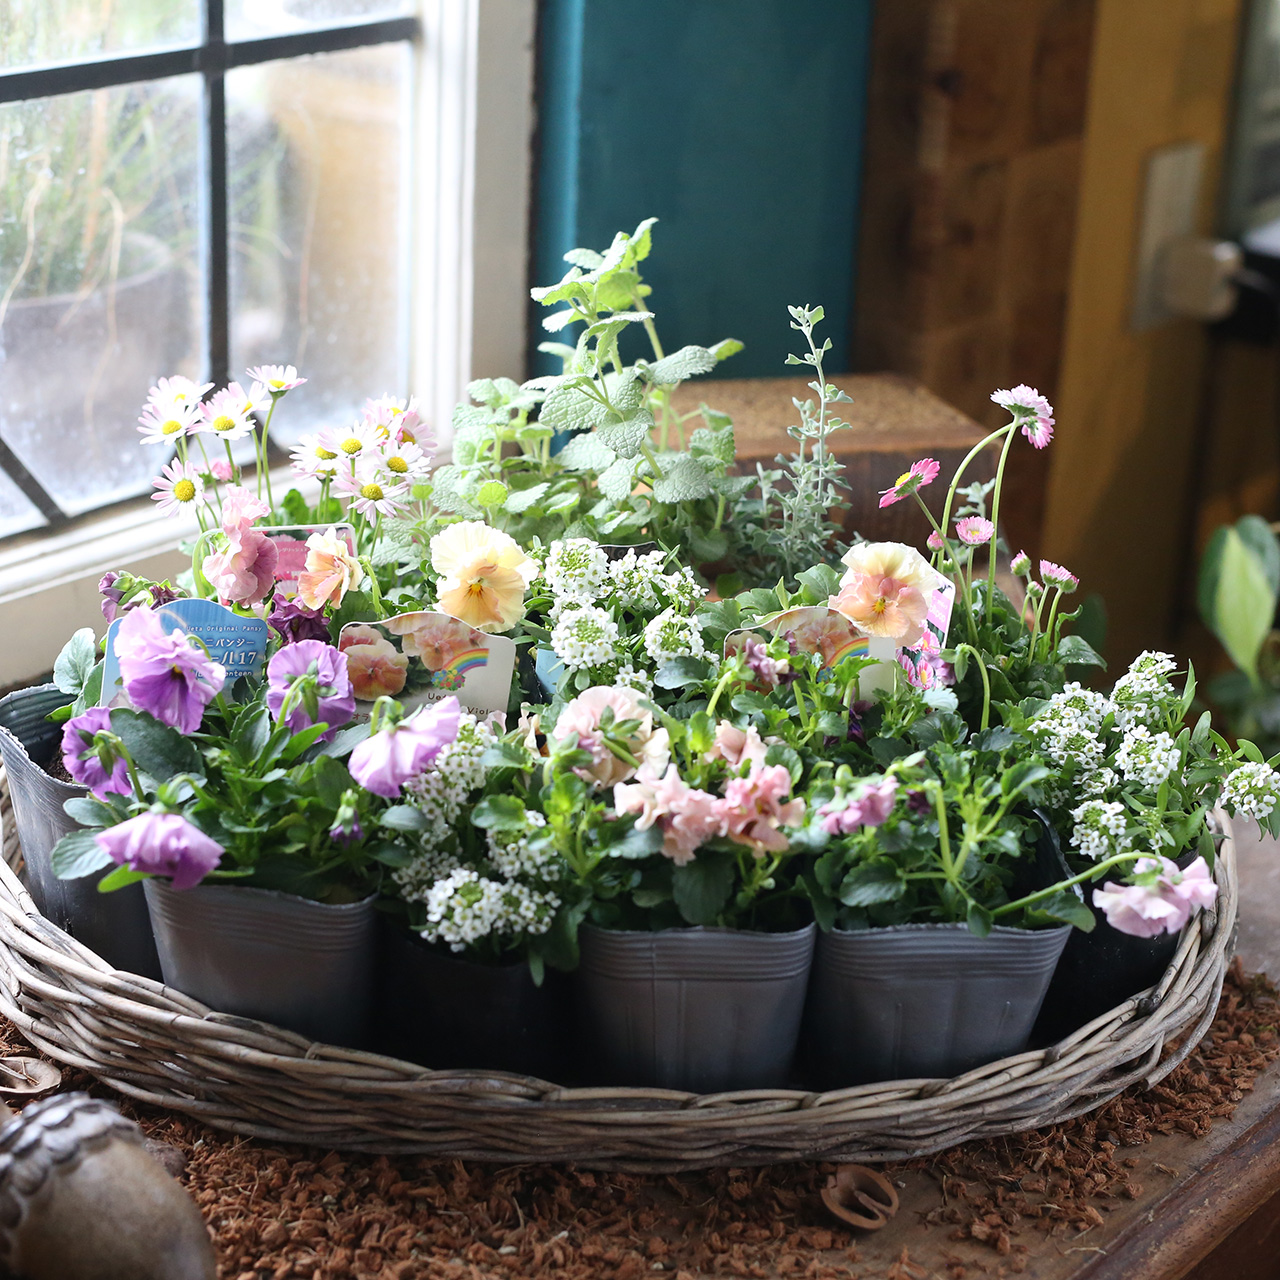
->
<box><xmin>348</xmin><ymin>697</ymin><xmax>463</xmax><ymax>798</ymax></box>
<box><xmin>265</xmin><ymin>640</ymin><xmax>355</xmax><ymax>740</ymax></box>
<box><xmin>60</xmin><ymin>708</ymin><xmax>131</xmax><ymax>799</ymax></box>
<box><xmin>114</xmin><ymin>607</ymin><xmax>226</xmax><ymax>735</ymax></box>
<box><xmin>95</xmin><ymin>812</ymin><xmax>223</xmax><ymax>891</ymax></box>
<box><xmin>267</xmin><ymin>596</ymin><xmax>332</xmax><ymax>646</ymax></box>
<box><xmin>99</xmin><ymin>572</ymin><xmax>125</xmax><ymax>623</ymax></box>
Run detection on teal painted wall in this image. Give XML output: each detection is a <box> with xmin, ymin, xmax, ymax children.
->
<box><xmin>531</xmin><ymin>0</ymin><xmax>875</xmax><ymax>379</ymax></box>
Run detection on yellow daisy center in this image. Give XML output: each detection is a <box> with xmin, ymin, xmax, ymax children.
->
<box><xmin>895</xmin><ymin>471</ymin><xmax>912</xmax><ymax>488</ymax></box>
<box><xmin>386</xmin><ymin>456</ymin><xmax>409</xmax><ymax>473</ymax></box>
<box><xmin>360</xmin><ymin>483</ymin><xmax>384</xmax><ymax>501</ymax></box>
<box><xmin>315</xmin><ymin>447</ymin><xmax>337</xmax><ymax>460</ymax></box>
<box><xmin>212</xmin><ymin>415</ymin><xmax>236</xmax><ymax>433</ymax></box>
<box><xmin>269</xmin><ymin>379</ymin><xmax>285</xmax><ymax>389</ymax></box>
<box><xmin>400</xmin><ymin>429</ymin><xmax>416</xmax><ymax>444</ymax></box>
<box><xmin>173</xmin><ymin>479</ymin><xmax>197</xmax><ymax>502</ymax></box>
<box><xmin>161</xmin><ymin>419</ymin><xmax>183</xmax><ymax>435</ymax></box>
<box><xmin>341</xmin><ymin>438</ymin><xmax>363</xmax><ymax>455</ymax></box>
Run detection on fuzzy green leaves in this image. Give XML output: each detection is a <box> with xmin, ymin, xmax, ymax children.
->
<box><xmin>1200</xmin><ymin>516</ymin><xmax>1280</xmax><ymax>685</ymax></box>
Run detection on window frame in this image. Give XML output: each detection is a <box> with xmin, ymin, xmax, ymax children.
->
<box><xmin>0</xmin><ymin>1</ymin><xmax>422</xmax><ymax>530</ymax></box>
<box><xmin>0</xmin><ymin>0</ymin><xmax>536</xmax><ymax>687</ymax></box>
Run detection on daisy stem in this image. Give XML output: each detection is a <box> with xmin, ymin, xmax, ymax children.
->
<box><xmin>910</xmin><ymin>491</ymin><xmax>979</xmax><ymax>645</ymax></box>
<box><xmin>939</xmin><ymin>424</ymin><xmax>1012</xmax><ymax>537</ymax></box>
<box><xmin>1042</xmin><ymin>587</ymin><xmax>1064</xmax><ymax>663</ymax></box>
<box><xmin>951</xmin><ymin>643</ymin><xmax>990</xmax><ymax>730</ymax></box>
<box><xmin>259</xmin><ymin>397</ymin><xmax>278</xmax><ymax>516</ymax></box>
<box><xmin>223</xmin><ymin>439</ymin><xmax>237</xmax><ymax>484</ymax></box>
<box><xmin>986</xmin><ymin>423</ymin><xmax>1017</xmax><ymax>592</ymax></box>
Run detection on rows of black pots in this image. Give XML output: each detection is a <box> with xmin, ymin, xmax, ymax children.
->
<box><xmin>0</xmin><ymin>685</ymin><xmax>1184</xmax><ymax>1093</ymax></box>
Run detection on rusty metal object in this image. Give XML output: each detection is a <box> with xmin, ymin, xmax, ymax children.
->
<box><xmin>821</xmin><ymin>1163</ymin><xmax>901</xmax><ymax>1231</ymax></box>
<box><xmin>0</xmin><ymin>1092</ymin><xmax>215</xmax><ymax>1279</ymax></box>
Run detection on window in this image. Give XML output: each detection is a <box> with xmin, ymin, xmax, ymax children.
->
<box><xmin>0</xmin><ymin>0</ymin><xmax>420</xmax><ymax>538</ymax></box>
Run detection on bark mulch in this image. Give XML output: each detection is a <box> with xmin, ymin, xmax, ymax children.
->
<box><xmin>7</xmin><ymin>960</ymin><xmax>1278</xmax><ymax>1280</ymax></box>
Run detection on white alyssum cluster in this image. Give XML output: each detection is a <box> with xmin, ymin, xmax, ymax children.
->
<box><xmin>486</xmin><ymin>812</ymin><xmax>563</xmax><ymax>883</ymax></box>
<box><xmin>1115</xmin><ymin>724</ymin><xmax>1180</xmax><ymax>789</ymax></box>
<box><xmin>1219</xmin><ymin>761</ymin><xmax>1280</xmax><ymax>822</ymax></box>
<box><xmin>1069</xmin><ymin>798</ymin><xmax>1130</xmax><ymax>861</ymax></box>
<box><xmin>1111</xmin><ymin>650</ymin><xmax>1180</xmax><ymax>728</ymax></box>
<box><xmin>609</xmin><ymin>548</ymin><xmax>667</xmax><ymax>610</ymax></box>
<box><xmin>550</xmin><ymin>604</ymin><xmax>622</xmax><ymax>670</ymax></box>
<box><xmin>544</xmin><ymin>538</ymin><xmax>610</xmax><ymax>602</ymax></box>
<box><xmin>418</xmin><ymin>869</ymin><xmax>560</xmax><ymax>951</ymax></box>
<box><xmin>643</xmin><ymin>607</ymin><xmax>707</xmax><ymax>665</ymax></box>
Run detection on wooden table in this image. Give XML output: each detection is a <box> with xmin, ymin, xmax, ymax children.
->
<box><xmin>833</xmin><ymin>823</ymin><xmax>1280</xmax><ymax>1280</ymax></box>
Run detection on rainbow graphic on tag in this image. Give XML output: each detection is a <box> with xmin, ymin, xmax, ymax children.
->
<box><xmin>338</xmin><ymin>611</ymin><xmax>516</xmax><ymax>715</ymax></box>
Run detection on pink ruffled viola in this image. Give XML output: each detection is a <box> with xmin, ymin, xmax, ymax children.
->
<box><xmin>614</xmin><ymin>765</ymin><xmax>727</xmax><ymax>866</ymax></box>
<box><xmin>348</xmin><ymin>697</ymin><xmax>464</xmax><ymax>797</ymax></box>
<box><xmin>96</xmin><ymin>812</ymin><xmax>224</xmax><ymax>891</ymax></box>
<box><xmin>721</xmin><ymin>764</ymin><xmax>806</xmax><ymax>856</ymax></box>
<box><xmin>553</xmin><ymin>686</ymin><xmax>670</xmax><ymax>788</ymax></box>
<box><xmin>114</xmin><ymin>606</ymin><xmax>226</xmax><ymax>735</ymax></box>
<box><xmin>704</xmin><ymin>721</ymin><xmax>770</xmax><ymax>773</ymax></box>
<box><xmin>203</xmin><ymin>485</ymin><xmax>278</xmax><ymax>607</ymax></box>
<box><xmin>818</xmin><ymin>776</ymin><xmax>899</xmax><ymax>836</ymax></box>
<box><xmin>1092</xmin><ymin>856</ymin><xmax>1217</xmax><ymax>938</ymax></box>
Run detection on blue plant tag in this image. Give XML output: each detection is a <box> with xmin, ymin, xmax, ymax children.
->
<box><xmin>100</xmin><ymin>599</ymin><xmax>270</xmax><ymax>705</ymax></box>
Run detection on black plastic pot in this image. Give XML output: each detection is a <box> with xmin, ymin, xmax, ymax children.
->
<box><xmin>801</xmin><ymin>921</ymin><xmax>1071</xmax><ymax>1087</ymax></box>
<box><xmin>0</xmin><ymin>685</ymin><xmax>161</xmax><ymax>978</ymax></box>
<box><xmin>373</xmin><ymin>919</ymin><xmax>571</xmax><ymax>1078</ymax></box>
<box><xmin>1031</xmin><ymin>827</ymin><xmax>1190</xmax><ymax>1045</ymax></box>
<box><xmin>576</xmin><ymin>923</ymin><xmax>816</xmax><ymax>1093</ymax></box>
<box><xmin>145</xmin><ymin>879</ymin><xmax>376</xmax><ymax>1047</ymax></box>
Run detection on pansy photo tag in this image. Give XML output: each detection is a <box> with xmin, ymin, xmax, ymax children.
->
<box><xmin>266</xmin><ymin>524</ymin><xmax>356</xmax><ymax>597</ymax></box>
<box><xmin>746</xmin><ymin>606</ymin><xmax>899</xmax><ymax>696</ymax></box>
<box><xmin>898</xmin><ymin>580</ymin><xmax>957</xmax><ymax>690</ymax></box>
<box><xmin>101</xmin><ymin>598</ymin><xmax>270</xmax><ymax>706</ymax></box>
<box><xmin>338</xmin><ymin>611</ymin><xmax>516</xmax><ymax>716</ymax></box>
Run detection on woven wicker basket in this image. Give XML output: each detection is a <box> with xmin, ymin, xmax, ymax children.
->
<box><xmin>0</xmin><ymin>767</ymin><xmax>1237</xmax><ymax>1171</ymax></box>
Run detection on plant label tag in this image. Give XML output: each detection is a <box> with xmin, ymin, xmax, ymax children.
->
<box><xmin>264</xmin><ymin>525</ymin><xmax>357</xmax><ymax>597</ymax></box>
<box><xmin>600</xmin><ymin>542</ymin><xmax>659</xmax><ymax>561</ymax></box>
<box><xmin>899</xmin><ymin>580</ymin><xmax>957</xmax><ymax>689</ymax></box>
<box><xmin>338</xmin><ymin>612</ymin><xmax>516</xmax><ymax>716</ymax></box>
<box><xmin>100</xmin><ymin>598</ymin><xmax>270</xmax><ymax>706</ymax></box>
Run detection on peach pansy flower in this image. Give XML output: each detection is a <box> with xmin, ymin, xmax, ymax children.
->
<box><xmin>430</xmin><ymin>520</ymin><xmax>537</xmax><ymax>633</ymax></box>
<box><xmin>296</xmin><ymin>528</ymin><xmax>363</xmax><ymax>611</ymax></box>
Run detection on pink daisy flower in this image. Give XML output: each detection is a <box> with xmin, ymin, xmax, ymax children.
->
<box><xmin>926</xmin><ymin>530</ymin><xmax>944</xmax><ymax>552</ymax></box>
<box><xmin>376</xmin><ymin>437</ymin><xmax>430</xmax><ymax>481</ymax></box>
<box><xmin>317</xmin><ymin>419</ymin><xmax>382</xmax><ymax>468</ymax></box>
<box><xmin>150</xmin><ymin>459</ymin><xmax>206</xmax><ymax>517</ymax></box>
<box><xmin>956</xmin><ymin>516</ymin><xmax>995</xmax><ymax>546</ymax></box>
<box><xmin>246</xmin><ymin>365</ymin><xmax>306</xmax><ymax>397</ymax></box>
<box><xmin>137</xmin><ymin>376</ymin><xmax>211</xmax><ymax>445</ymax></box>
<box><xmin>198</xmin><ymin>382</ymin><xmax>264</xmax><ymax>441</ymax></box>
<box><xmin>290</xmin><ymin>432</ymin><xmax>340</xmax><ymax>481</ymax></box>
<box><xmin>336</xmin><ymin>464</ymin><xmax>410</xmax><ymax>518</ymax></box>
<box><xmin>1010</xmin><ymin>549</ymin><xmax>1031</xmax><ymax>576</ymax></box>
<box><xmin>991</xmin><ymin>385</ymin><xmax>1054</xmax><ymax>449</ymax></box>
<box><xmin>878</xmin><ymin>457</ymin><xmax>941</xmax><ymax>509</ymax></box>
<box><xmin>1040</xmin><ymin>560</ymin><xmax>1079</xmax><ymax>592</ymax></box>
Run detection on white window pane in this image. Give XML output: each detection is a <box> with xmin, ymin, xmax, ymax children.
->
<box><xmin>0</xmin><ymin>0</ymin><xmax>199</xmax><ymax>71</ymax></box>
<box><xmin>0</xmin><ymin>76</ymin><xmax>205</xmax><ymax>517</ymax></box>
<box><xmin>0</xmin><ymin>470</ymin><xmax>46</xmax><ymax>539</ymax></box>
<box><xmin>225</xmin><ymin>0</ymin><xmax>412</xmax><ymax>43</ymax></box>
<box><xmin>227</xmin><ymin>44</ymin><xmax>411</xmax><ymax>445</ymax></box>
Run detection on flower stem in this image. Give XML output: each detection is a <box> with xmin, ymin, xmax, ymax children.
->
<box><xmin>952</xmin><ymin>643</ymin><xmax>991</xmax><ymax>730</ymax></box>
<box><xmin>992</xmin><ymin>850</ymin><xmax>1147</xmax><ymax>918</ymax></box>
<box><xmin>986</xmin><ymin>426</ymin><xmax>1017</xmax><ymax>591</ymax></box>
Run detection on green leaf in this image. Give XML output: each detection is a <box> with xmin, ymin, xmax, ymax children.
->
<box><xmin>379</xmin><ymin>805</ymin><xmax>431</xmax><ymax>832</ymax></box>
<box><xmin>966</xmin><ymin>902</ymin><xmax>994</xmax><ymax>937</ymax></box>
<box><xmin>313</xmin><ymin>722</ymin><xmax>372</xmax><ymax>759</ymax></box>
<box><xmin>503</xmin><ymin>482</ymin><xmax>550</xmax><ymax>514</ymax></box>
<box><xmin>328</xmin><ymin>590</ymin><xmax>378</xmax><ymax>641</ymax></box>
<box><xmin>1055</xmin><ymin>634</ymin><xmax>1106</xmax><ymax>669</ymax></box>
<box><xmin>53</xmin><ymin>629</ymin><xmax>97</xmax><ymax>696</ymax></box>
<box><xmin>472</xmin><ymin>794</ymin><xmax>530</xmax><ymax>830</ymax></box>
<box><xmin>554</xmin><ymin>432</ymin><xmax>616</xmax><ymax>472</ymax></box>
<box><xmin>649</xmin><ymin>345</ymin><xmax>717</xmax><ymax>384</ymax></box>
<box><xmin>687</xmin><ymin>526</ymin><xmax>729</xmax><ymax>563</ymax></box>
<box><xmin>607</xmin><ymin>820</ymin><xmax>665</xmax><ymax>860</ymax></box>
<box><xmin>764</xmin><ymin>742</ymin><xmax>803</xmax><ymax>785</ymax></box>
<box><xmin>540</xmin><ymin>382</ymin><xmax>609</xmax><ymax>436</ymax></box>
<box><xmin>689</xmin><ymin>423</ymin><xmax>736</xmax><ymax>466</ymax></box>
<box><xmin>710</xmin><ymin>338</ymin><xmax>744</xmax><ymax>362</ymax></box>
<box><xmin>597</xmin><ymin>408</ymin><xmax>655</xmax><ymax>461</ymax></box>
<box><xmin>672</xmin><ymin>852</ymin><xmax>735</xmax><ymax>925</ymax></box>
<box><xmin>654</xmin><ymin>656</ymin><xmax>714</xmax><ymax>690</ymax></box>
<box><xmin>1236</xmin><ymin>514</ymin><xmax>1280</xmax><ymax>598</ymax></box>
<box><xmin>597</xmin><ymin>457</ymin><xmax>636</xmax><ymax>502</ymax></box>
<box><xmin>96</xmin><ymin>865</ymin><xmax>149</xmax><ymax>893</ymax></box>
<box><xmin>50</xmin><ymin>829</ymin><xmax>112</xmax><ymax>880</ymax></box>
<box><xmin>109</xmin><ymin>709</ymin><xmax>201</xmax><ymax>783</ymax></box>
<box><xmin>838</xmin><ymin>859</ymin><xmax>906</xmax><ymax>907</ymax></box>
<box><xmin>1031</xmin><ymin>890</ymin><xmax>1096</xmax><ymax>932</ymax></box>
<box><xmin>481</xmin><ymin>740</ymin><xmax>537</xmax><ymax>770</ymax></box>
<box><xmin>795</xmin><ymin>564</ymin><xmax>842</xmax><ymax>602</ymax></box>
<box><xmin>652</xmin><ymin>454</ymin><xmax>713</xmax><ymax>503</ymax></box>
<box><xmin>1212</xmin><ymin>527</ymin><xmax>1277</xmax><ymax>682</ymax></box>
<box><xmin>62</xmin><ymin>796</ymin><xmax>119</xmax><ymax>828</ymax></box>
<box><xmin>475</xmin><ymin>480</ymin><xmax>509</xmax><ymax>509</ymax></box>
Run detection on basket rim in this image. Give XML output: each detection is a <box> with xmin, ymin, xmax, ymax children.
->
<box><xmin>0</xmin><ymin>765</ymin><xmax>1237</xmax><ymax>1168</ymax></box>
